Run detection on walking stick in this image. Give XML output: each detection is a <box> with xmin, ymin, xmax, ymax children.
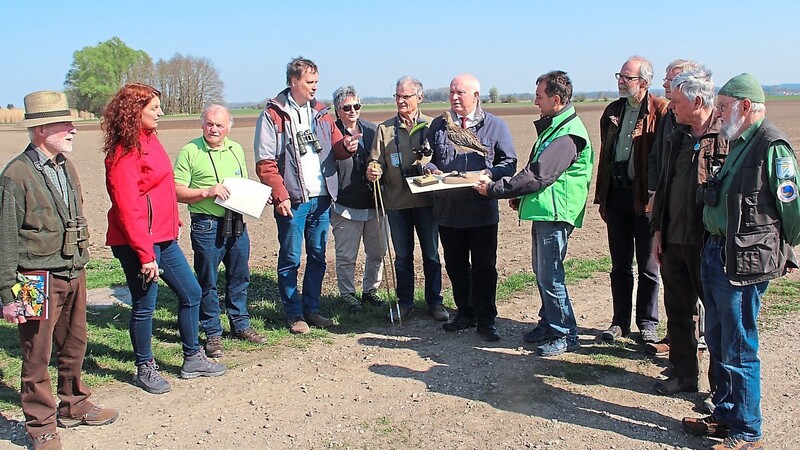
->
<box><xmin>369</xmin><ymin>162</ymin><xmax>402</xmax><ymax>324</ymax></box>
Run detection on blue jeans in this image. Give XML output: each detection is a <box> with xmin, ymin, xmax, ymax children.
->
<box><xmin>531</xmin><ymin>221</ymin><xmax>577</xmax><ymax>339</ymax></box>
<box><xmin>112</xmin><ymin>241</ymin><xmax>201</xmax><ymax>365</ymax></box>
<box><xmin>701</xmin><ymin>237</ymin><xmax>766</xmax><ymax>441</ymax></box>
<box><xmin>386</xmin><ymin>206</ymin><xmax>442</xmax><ymax>308</ymax></box>
<box><xmin>274</xmin><ymin>196</ymin><xmax>331</xmax><ymax>319</ymax></box>
<box><xmin>190</xmin><ymin>214</ymin><xmax>251</xmax><ymax>337</ymax></box>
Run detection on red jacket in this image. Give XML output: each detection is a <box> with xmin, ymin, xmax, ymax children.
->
<box><xmin>105</xmin><ymin>130</ymin><xmax>180</xmax><ymax>265</ymax></box>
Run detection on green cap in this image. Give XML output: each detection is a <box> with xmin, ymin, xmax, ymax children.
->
<box><xmin>718</xmin><ymin>73</ymin><xmax>765</xmax><ymax>103</ymax></box>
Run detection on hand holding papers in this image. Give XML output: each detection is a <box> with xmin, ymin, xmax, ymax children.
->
<box><xmin>214</xmin><ymin>178</ymin><xmax>272</xmax><ymax>220</ymax></box>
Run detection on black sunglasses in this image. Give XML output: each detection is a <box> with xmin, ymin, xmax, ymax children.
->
<box><xmin>341</xmin><ymin>103</ymin><xmax>362</xmax><ymax>112</ymax></box>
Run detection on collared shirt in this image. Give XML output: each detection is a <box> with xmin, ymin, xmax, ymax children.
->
<box><xmin>287</xmin><ymin>92</ymin><xmax>327</xmax><ymax>198</ymax></box>
<box><xmin>614</xmin><ymin>103</ymin><xmax>640</xmax><ymax>180</ymax></box>
<box><xmin>33</xmin><ymin>147</ymin><xmax>69</xmax><ymax>205</ymax></box>
<box><xmin>457</xmin><ymin>109</ymin><xmax>478</xmax><ymax>129</ymax></box>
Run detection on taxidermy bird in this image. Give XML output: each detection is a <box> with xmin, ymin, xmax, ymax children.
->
<box><xmin>412</xmin><ymin>141</ymin><xmax>433</xmax><ymax>168</ymax></box>
<box><xmin>442</xmin><ymin>112</ymin><xmax>486</xmax><ymax>156</ymax></box>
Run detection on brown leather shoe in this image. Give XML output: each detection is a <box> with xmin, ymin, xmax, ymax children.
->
<box><xmin>288</xmin><ymin>317</ymin><xmax>310</xmax><ymax>334</ymax></box>
<box><xmin>654</xmin><ymin>377</ymin><xmax>699</xmax><ymax>395</ymax></box>
<box><xmin>711</xmin><ymin>436</ymin><xmax>764</xmax><ymax>449</ymax></box>
<box><xmin>236</xmin><ymin>327</ymin><xmax>266</xmax><ymax>344</ymax></box>
<box><xmin>682</xmin><ymin>415</ymin><xmax>729</xmax><ymax>438</ymax></box>
<box><xmin>205</xmin><ymin>335</ymin><xmax>224</xmax><ymax>358</ymax></box>
<box><xmin>57</xmin><ymin>405</ymin><xmax>119</xmax><ymax>428</ymax></box>
<box><xmin>429</xmin><ymin>304</ymin><xmax>450</xmax><ymax>322</ymax></box>
<box><xmin>305</xmin><ymin>313</ymin><xmax>333</xmax><ymax>328</ymax></box>
<box><xmin>31</xmin><ymin>432</ymin><xmax>62</xmax><ymax>450</ymax></box>
<box><xmin>644</xmin><ymin>339</ymin><xmax>670</xmax><ymax>357</ymax></box>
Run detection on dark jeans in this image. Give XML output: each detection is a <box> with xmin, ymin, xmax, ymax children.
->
<box><xmin>190</xmin><ymin>214</ymin><xmax>251</xmax><ymax>336</ymax></box>
<box><xmin>661</xmin><ymin>242</ymin><xmax>704</xmax><ymax>379</ymax></box>
<box><xmin>438</xmin><ymin>224</ymin><xmax>498</xmax><ymax>325</ymax></box>
<box><xmin>18</xmin><ymin>271</ymin><xmax>93</xmax><ymax>438</ymax></box>
<box><xmin>386</xmin><ymin>206</ymin><xmax>442</xmax><ymax>308</ymax></box>
<box><xmin>274</xmin><ymin>196</ymin><xmax>330</xmax><ymax>319</ymax></box>
<box><xmin>605</xmin><ymin>187</ymin><xmax>659</xmax><ymax>332</ymax></box>
<box><xmin>112</xmin><ymin>241</ymin><xmax>201</xmax><ymax>365</ymax></box>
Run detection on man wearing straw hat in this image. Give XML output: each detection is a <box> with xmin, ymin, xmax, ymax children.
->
<box><xmin>0</xmin><ymin>91</ymin><xmax>118</xmax><ymax>450</ymax></box>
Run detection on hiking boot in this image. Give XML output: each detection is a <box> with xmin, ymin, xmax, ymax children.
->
<box><xmin>442</xmin><ymin>315</ymin><xmax>477</xmax><ymax>332</ymax></box>
<box><xmin>205</xmin><ymin>335</ymin><xmax>224</xmax><ymax>358</ymax></box>
<box><xmin>288</xmin><ymin>317</ymin><xmax>310</xmax><ymax>334</ymax></box>
<box><xmin>340</xmin><ymin>293</ymin><xmax>362</xmax><ymax>312</ymax></box>
<box><xmin>362</xmin><ymin>290</ymin><xmax>385</xmax><ymax>306</ymax></box>
<box><xmin>523</xmin><ymin>325</ymin><xmax>554</xmax><ymax>343</ymax></box>
<box><xmin>654</xmin><ymin>377</ymin><xmax>699</xmax><ymax>395</ymax></box>
<box><xmin>711</xmin><ymin>436</ymin><xmax>764</xmax><ymax>449</ymax></box>
<box><xmin>477</xmin><ymin>324</ymin><xmax>501</xmax><ymax>342</ymax></box>
<box><xmin>537</xmin><ymin>336</ymin><xmax>581</xmax><ymax>357</ymax></box>
<box><xmin>601</xmin><ymin>325</ymin><xmax>624</xmax><ymax>341</ymax></box>
<box><xmin>31</xmin><ymin>432</ymin><xmax>62</xmax><ymax>450</ymax></box>
<box><xmin>645</xmin><ymin>339</ymin><xmax>670</xmax><ymax>357</ymax></box>
<box><xmin>180</xmin><ymin>349</ymin><xmax>227</xmax><ymax>379</ymax></box>
<box><xmin>236</xmin><ymin>327</ymin><xmax>266</xmax><ymax>344</ymax></box>
<box><xmin>387</xmin><ymin>304</ymin><xmax>415</xmax><ymax>322</ymax></box>
<box><xmin>639</xmin><ymin>329</ymin><xmax>659</xmax><ymax>344</ymax></box>
<box><xmin>133</xmin><ymin>359</ymin><xmax>171</xmax><ymax>394</ymax></box>
<box><xmin>57</xmin><ymin>404</ymin><xmax>118</xmax><ymax>428</ymax></box>
<box><xmin>429</xmin><ymin>304</ymin><xmax>450</xmax><ymax>322</ymax></box>
<box><xmin>682</xmin><ymin>415</ymin><xmax>729</xmax><ymax>438</ymax></box>
<box><xmin>306</xmin><ymin>312</ymin><xmax>333</xmax><ymax>328</ymax></box>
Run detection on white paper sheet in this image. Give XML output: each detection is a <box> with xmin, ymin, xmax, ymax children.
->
<box><xmin>214</xmin><ymin>178</ymin><xmax>272</xmax><ymax>220</ymax></box>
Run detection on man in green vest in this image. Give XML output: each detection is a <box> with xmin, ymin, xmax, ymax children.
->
<box><xmin>475</xmin><ymin>71</ymin><xmax>593</xmax><ymax>356</ymax></box>
<box><xmin>682</xmin><ymin>74</ymin><xmax>800</xmax><ymax>450</ymax></box>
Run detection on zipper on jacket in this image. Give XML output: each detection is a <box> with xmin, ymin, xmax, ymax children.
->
<box><xmin>551</xmin><ymin>189</ymin><xmax>559</xmax><ymax>221</ymax></box>
<box><xmin>146</xmin><ymin>194</ymin><xmax>153</xmax><ymax>235</ymax></box>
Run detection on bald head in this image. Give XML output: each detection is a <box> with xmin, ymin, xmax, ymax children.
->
<box><xmin>450</xmin><ymin>73</ymin><xmax>481</xmax><ymax>116</ymax></box>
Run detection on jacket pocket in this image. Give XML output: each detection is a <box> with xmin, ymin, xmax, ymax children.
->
<box><xmin>734</xmin><ymin>230</ymin><xmax>777</xmax><ymax>276</ymax></box>
<box><xmin>742</xmin><ymin>191</ymin><xmax>779</xmax><ymax>228</ymax></box>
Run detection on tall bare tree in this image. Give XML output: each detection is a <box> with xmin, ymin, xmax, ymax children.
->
<box><xmin>154</xmin><ymin>54</ymin><xmax>224</xmax><ymax>115</ymax></box>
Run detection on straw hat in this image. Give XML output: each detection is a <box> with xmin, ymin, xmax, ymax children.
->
<box><xmin>17</xmin><ymin>91</ymin><xmax>79</xmax><ymax>128</ymax></box>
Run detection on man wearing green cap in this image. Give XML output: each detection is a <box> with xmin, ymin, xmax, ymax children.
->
<box><xmin>682</xmin><ymin>73</ymin><xmax>800</xmax><ymax>450</ymax></box>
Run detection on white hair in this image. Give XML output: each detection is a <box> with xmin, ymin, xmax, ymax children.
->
<box><xmin>672</xmin><ymin>67</ymin><xmax>715</xmax><ymax>110</ymax></box>
<box><xmin>201</xmin><ymin>104</ymin><xmax>233</xmax><ymax>128</ymax></box>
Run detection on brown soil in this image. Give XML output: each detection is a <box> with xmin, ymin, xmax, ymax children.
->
<box><xmin>0</xmin><ymin>101</ymin><xmax>798</xmax><ymax>450</ymax></box>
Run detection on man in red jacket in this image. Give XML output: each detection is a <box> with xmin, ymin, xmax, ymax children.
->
<box><xmin>254</xmin><ymin>57</ymin><xmax>357</xmax><ymax>334</ymax></box>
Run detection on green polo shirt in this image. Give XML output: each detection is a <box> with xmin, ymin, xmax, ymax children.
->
<box><xmin>174</xmin><ymin>136</ymin><xmax>248</xmax><ymax>217</ymax></box>
<box><xmin>703</xmin><ymin>119</ymin><xmax>800</xmax><ymax>240</ymax></box>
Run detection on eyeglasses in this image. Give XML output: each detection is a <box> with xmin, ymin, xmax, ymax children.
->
<box><xmin>340</xmin><ymin>103</ymin><xmax>362</xmax><ymax>112</ymax></box>
<box><xmin>715</xmin><ymin>99</ymin><xmax>739</xmax><ymax>114</ymax></box>
<box><xmin>615</xmin><ymin>73</ymin><xmax>642</xmax><ymax>83</ymax></box>
<box><xmin>393</xmin><ymin>93</ymin><xmax>416</xmax><ymax>100</ymax></box>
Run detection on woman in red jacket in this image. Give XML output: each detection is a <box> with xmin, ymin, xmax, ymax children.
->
<box><xmin>103</xmin><ymin>83</ymin><xmax>226</xmax><ymax>394</ymax></box>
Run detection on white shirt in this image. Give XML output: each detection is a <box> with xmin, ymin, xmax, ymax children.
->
<box><xmin>287</xmin><ymin>93</ymin><xmax>327</xmax><ymax>198</ymax></box>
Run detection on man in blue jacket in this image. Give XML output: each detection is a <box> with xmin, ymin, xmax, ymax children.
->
<box><xmin>428</xmin><ymin>73</ymin><xmax>517</xmax><ymax>342</ymax></box>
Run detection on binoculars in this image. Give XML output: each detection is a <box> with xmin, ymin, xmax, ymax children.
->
<box><xmin>610</xmin><ymin>160</ymin><xmax>632</xmax><ymax>190</ymax></box>
<box><xmin>62</xmin><ymin>217</ymin><xmax>89</xmax><ymax>257</ymax></box>
<box><xmin>222</xmin><ymin>209</ymin><xmax>244</xmax><ymax>237</ymax></box>
<box><xmin>696</xmin><ymin>177</ymin><xmax>721</xmax><ymax>206</ymax></box>
<box><xmin>296</xmin><ymin>129</ymin><xmax>322</xmax><ymax>156</ymax></box>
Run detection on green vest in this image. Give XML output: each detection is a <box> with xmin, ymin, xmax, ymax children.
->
<box><xmin>518</xmin><ymin>106</ymin><xmax>594</xmax><ymax>227</ymax></box>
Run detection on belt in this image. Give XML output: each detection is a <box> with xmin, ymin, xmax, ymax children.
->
<box><xmin>190</xmin><ymin>213</ymin><xmax>224</xmax><ymax>221</ymax></box>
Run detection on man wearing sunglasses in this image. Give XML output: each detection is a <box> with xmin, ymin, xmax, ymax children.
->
<box><xmin>329</xmin><ymin>86</ymin><xmax>386</xmax><ymax>312</ymax></box>
<box><xmin>595</xmin><ymin>55</ymin><xmax>668</xmax><ymax>345</ymax></box>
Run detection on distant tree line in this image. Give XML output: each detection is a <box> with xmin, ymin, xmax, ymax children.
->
<box><xmin>64</xmin><ymin>37</ymin><xmax>223</xmax><ymax>117</ymax></box>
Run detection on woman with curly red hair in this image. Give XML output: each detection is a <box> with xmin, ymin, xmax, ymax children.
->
<box><xmin>103</xmin><ymin>83</ymin><xmax>226</xmax><ymax>394</ymax></box>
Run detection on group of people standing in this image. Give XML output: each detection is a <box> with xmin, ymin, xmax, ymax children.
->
<box><xmin>1</xmin><ymin>54</ymin><xmax>798</xmax><ymax>450</ymax></box>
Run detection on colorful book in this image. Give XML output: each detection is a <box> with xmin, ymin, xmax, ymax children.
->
<box><xmin>11</xmin><ymin>271</ymin><xmax>50</xmax><ymax>320</ymax></box>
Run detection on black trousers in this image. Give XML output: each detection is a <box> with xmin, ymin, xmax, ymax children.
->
<box><xmin>438</xmin><ymin>224</ymin><xmax>498</xmax><ymax>325</ymax></box>
<box><xmin>605</xmin><ymin>187</ymin><xmax>659</xmax><ymax>333</ymax></box>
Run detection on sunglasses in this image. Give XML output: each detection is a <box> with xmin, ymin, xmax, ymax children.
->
<box><xmin>341</xmin><ymin>103</ymin><xmax>362</xmax><ymax>112</ymax></box>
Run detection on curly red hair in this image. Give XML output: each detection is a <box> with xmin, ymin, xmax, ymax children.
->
<box><xmin>102</xmin><ymin>83</ymin><xmax>161</xmax><ymax>162</ymax></box>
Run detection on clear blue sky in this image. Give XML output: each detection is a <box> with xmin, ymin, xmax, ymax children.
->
<box><xmin>5</xmin><ymin>0</ymin><xmax>799</xmax><ymax>106</ymax></box>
